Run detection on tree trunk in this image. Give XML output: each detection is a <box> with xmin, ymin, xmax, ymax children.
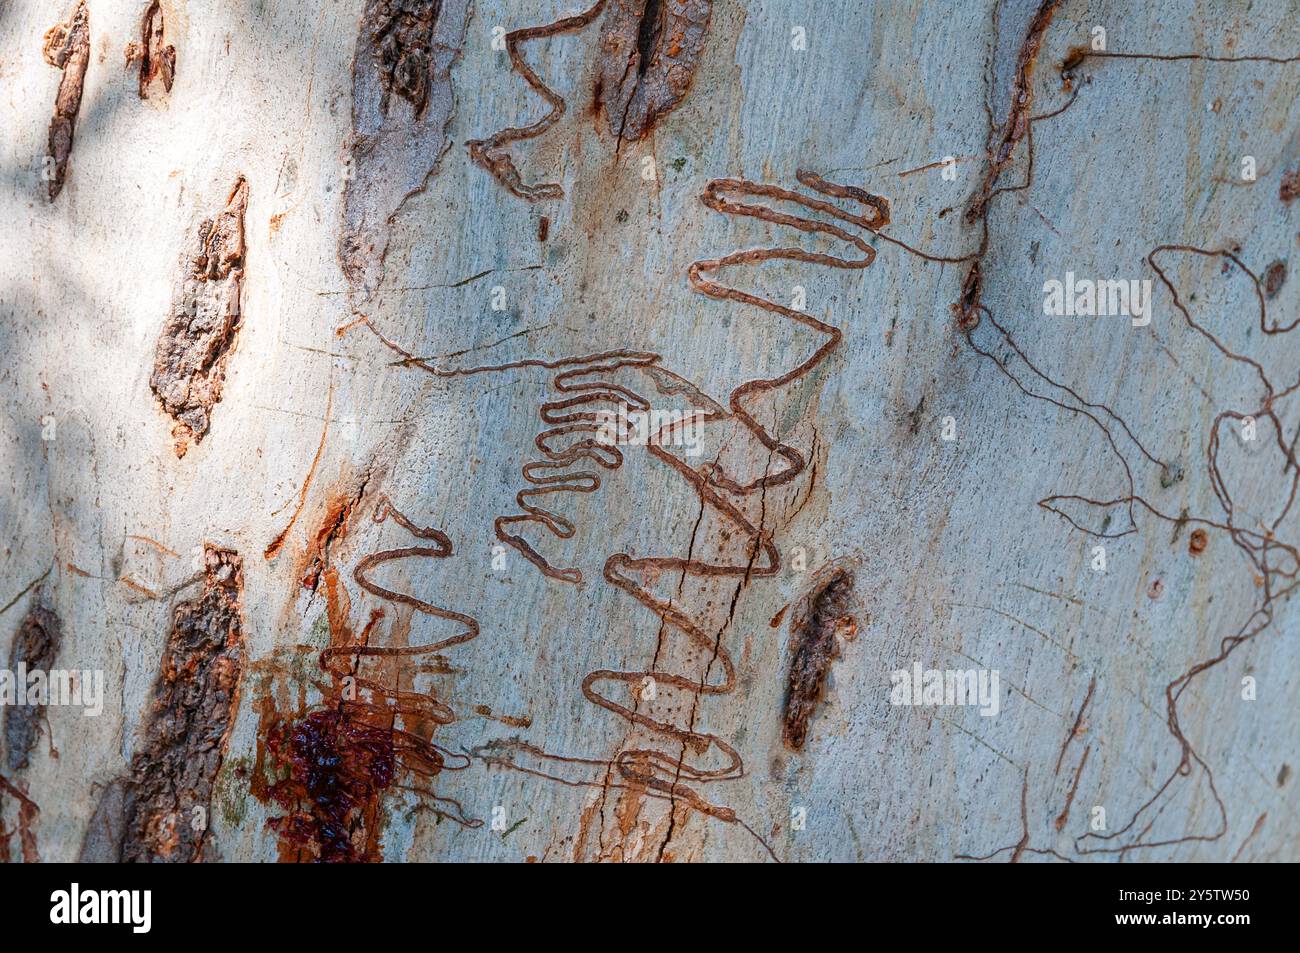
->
<box><xmin>2</xmin><ymin>0</ymin><xmax>1297</xmax><ymax>862</ymax></box>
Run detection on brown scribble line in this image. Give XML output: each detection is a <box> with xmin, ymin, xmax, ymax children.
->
<box><xmin>896</xmin><ymin>154</ymin><xmax>982</xmax><ymax>178</ymax></box>
<box><xmin>1231</xmin><ymin>812</ymin><xmax>1267</xmax><ymax>862</ymax></box>
<box><xmin>264</xmin><ymin>494</ymin><xmax>485</xmax><ymax>861</ymax></box>
<box><xmin>467</xmin><ymin>1</ymin><xmax>608</xmax><ymax>201</ymax></box>
<box><xmin>1055</xmin><ymin>745</ymin><xmax>1090</xmax><ymax>832</ymax></box>
<box><xmin>124</xmin><ymin>535</ymin><xmax>179</xmax><ymax>557</ymax></box>
<box><xmin>1055</xmin><ymin>674</ymin><xmax>1096</xmax><ymax>776</ymax></box>
<box><xmin>119</xmin><ymin>577</ymin><xmax>159</xmax><ymax>599</ymax></box>
<box><xmin>264</xmin><ymin>382</ymin><xmax>334</xmax><ymax>560</ymax></box>
<box><xmin>965</xmin><ymin>0</ymin><xmax>1062</xmax><ymax>225</ymax></box>
<box><xmin>955</xmin><ymin>769</ymin><xmax>1030</xmax><ymax>863</ymax></box>
<box><xmin>949</xmin><ymin>5</ymin><xmax>1300</xmax><ymax>860</ymax></box>
<box><xmin>348</xmin><ymin>167</ymin><xmax>891</xmax><ymax>861</ymax></box>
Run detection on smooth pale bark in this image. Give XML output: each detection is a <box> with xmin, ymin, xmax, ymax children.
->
<box><xmin>1</xmin><ymin>0</ymin><xmax>1298</xmax><ymax>862</ymax></box>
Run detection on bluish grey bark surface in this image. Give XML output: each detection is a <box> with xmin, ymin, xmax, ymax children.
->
<box><xmin>1</xmin><ymin>0</ymin><xmax>1297</xmax><ymax>862</ymax></box>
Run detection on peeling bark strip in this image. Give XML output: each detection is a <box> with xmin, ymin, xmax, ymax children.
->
<box><xmin>3</xmin><ymin>603</ymin><xmax>62</xmax><ymax>772</ymax></box>
<box><xmin>117</xmin><ymin>546</ymin><xmax>244</xmax><ymax>862</ymax></box>
<box><xmin>340</xmin><ymin>0</ymin><xmax>470</xmax><ymax>297</ymax></box>
<box><xmin>782</xmin><ymin>568</ymin><xmax>856</xmax><ymax>751</ymax></box>
<box><xmin>595</xmin><ymin>0</ymin><xmax>712</xmax><ymax>143</ymax></box>
<box><xmin>150</xmin><ymin>178</ymin><xmax>248</xmax><ymax>457</ymax></box>
<box><xmin>131</xmin><ymin>1</ymin><xmax>176</xmax><ymax>98</ymax></box>
<box><xmin>42</xmin><ymin>1</ymin><xmax>90</xmax><ymax>201</ymax></box>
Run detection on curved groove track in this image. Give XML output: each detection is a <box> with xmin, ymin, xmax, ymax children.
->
<box><xmin>356</xmin><ymin>170</ymin><xmax>889</xmax><ymax>859</ymax></box>
<box><xmin>266</xmin><ymin>495</ymin><xmax>483</xmax><ymax>861</ymax></box>
<box><xmin>329</xmin><ymin>495</ymin><xmax>482</xmax><ymax>746</ymax></box>
<box><xmin>467</xmin><ymin>1</ymin><xmax>608</xmax><ymax>201</ymax></box>
<box><xmin>1040</xmin><ymin>248</ymin><xmax>1300</xmax><ymax>858</ymax></box>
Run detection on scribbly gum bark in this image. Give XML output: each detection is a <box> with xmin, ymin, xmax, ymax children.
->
<box><xmin>1</xmin><ymin>0</ymin><xmax>1299</xmax><ymax>863</ymax></box>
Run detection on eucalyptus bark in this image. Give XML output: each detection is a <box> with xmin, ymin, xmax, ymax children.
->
<box><xmin>1</xmin><ymin>0</ymin><xmax>1297</xmax><ymax>863</ymax></box>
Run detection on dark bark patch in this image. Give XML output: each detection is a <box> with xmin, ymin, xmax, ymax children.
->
<box><xmin>341</xmin><ymin>0</ymin><xmax>470</xmax><ymax>297</ymax></box>
<box><xmin>372</xmin><ymin>0</ymin><xmax>441</xmax><ymax>118</ymax></box>
<box><xmin>954</xmin><ymin>260</ymin><xmax>983</xmax><ymax>330</ymax></box>
<box><xmin>595</xmin><ymin>0</ymin><xmax>712</xmax><ymax>143</ymax></box>
<box><xmin>1281</xmin><ymin>168</ymin><xmax>1300</xmax><ymax>204</ymax></box>
<box><xmin>0</xmin><ymin>774</ymin><xmax>40</xmax><ymax>863</ymax></box>
<box><xmin>130</xmin><ymin>1</ymin><xmax>176</xmax><ymax>99</ymax></box>
<box><xmin>150</xmin><ymin>178</ymin><xmax>248</xmax><ymax>457</ymax></box>
<box><xmin>265</xmin><ymin>709</ymin><xmax>397</xmax><ymax>863</ymax></box>
<box><xmin>1263</xmin><ymin>259</ymin><xmax>1286</xmax><ymax>299</ymax></box>
<box><xmin>782</xmin><ymin>567</ymin><xmax>856</xmax><ymax>751</ymax></box>
<box><xmin>3</xmin><ymin>603</ymin><xmax>62</xmax><ymax>772</ymax></box>
<box><xmin>42</xmin><ymin>1</ymin><xmax>90</xmax><ymax>201</ymax></box>
<box><xmin>118</xmin><ymin>546</ymin><xmax>244</xmax><ymax>862</ymax></box>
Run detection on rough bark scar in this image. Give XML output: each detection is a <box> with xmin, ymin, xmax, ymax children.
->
<box><xmin>298</xmin><ymin>476</ymin><xmax>369</xmax><ymax>592</ymax></box>
<box><xmin>595</xmin><ymin>0</ymin><xmax>712</xmax><ymax>144</ymax></box>
<box><xmin>129</xmin><ymin>1</ymin><xmax>176</xmax><ymax>99</ymax></box>
<box><xmin>42</xmin><ymin>0</ymin><xmax>90</xmax><ymax>201</ymax></box>
<box><xmin>0</xmin><ymin>774</ymin><xmax>41</xmax><ymax>863</ymax></box>
<box><xmin>468</xmin><ymin>0</ymin><xmax>711</xmax><ymax>201</ymax></box>
<box><xmin>965</xmin><ymin>0</ymin><xmax>1062</xmax><ymax>225</ymax></box>
<box><xmin>1280</xmin><ymin>168</ymin><xmax>1299</xmax><ymax>203</ymax></box>
<box><xmin>340</xmin><ymin>0</ymin><xmax>469</xmax><ymax>298</ymax></box>
<box><xmin>150</xmin><ymin>177</ymin><xmax>248</xmax><ymax>457</ymax></box>
<box><xmin>953</xmin><ymin>0</ymin><xmax>1061</xmax><ymax>330</ymax></box>
<box><xmin>87</xmin><ymin>547</ymin><xmax>244</xmax><ymax>863</ymax></box>
<box><xmin>953</xmin><ymin>258</ymin><xmax>983</xmax><ymax>330</ymax></box>
<box><xmin>782</xmin><ymin>567</ymin><xmax>857</xmax><ymax>751</ymax></box>
<box><xmin>3</xmin><ymin>603</ymin><xmax>62</xmax><ymax>773</ymax></box>
<box><xmin>1263</xmin><ymin>259</ymin><xmax>1286</xmax><ymax>299</ymax></box>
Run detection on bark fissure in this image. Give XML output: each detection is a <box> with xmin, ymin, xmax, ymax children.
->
<box><xmin>596</xmin><ymin>0</ymin><xmax>711</xmax><ymax>143</ymax></box>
